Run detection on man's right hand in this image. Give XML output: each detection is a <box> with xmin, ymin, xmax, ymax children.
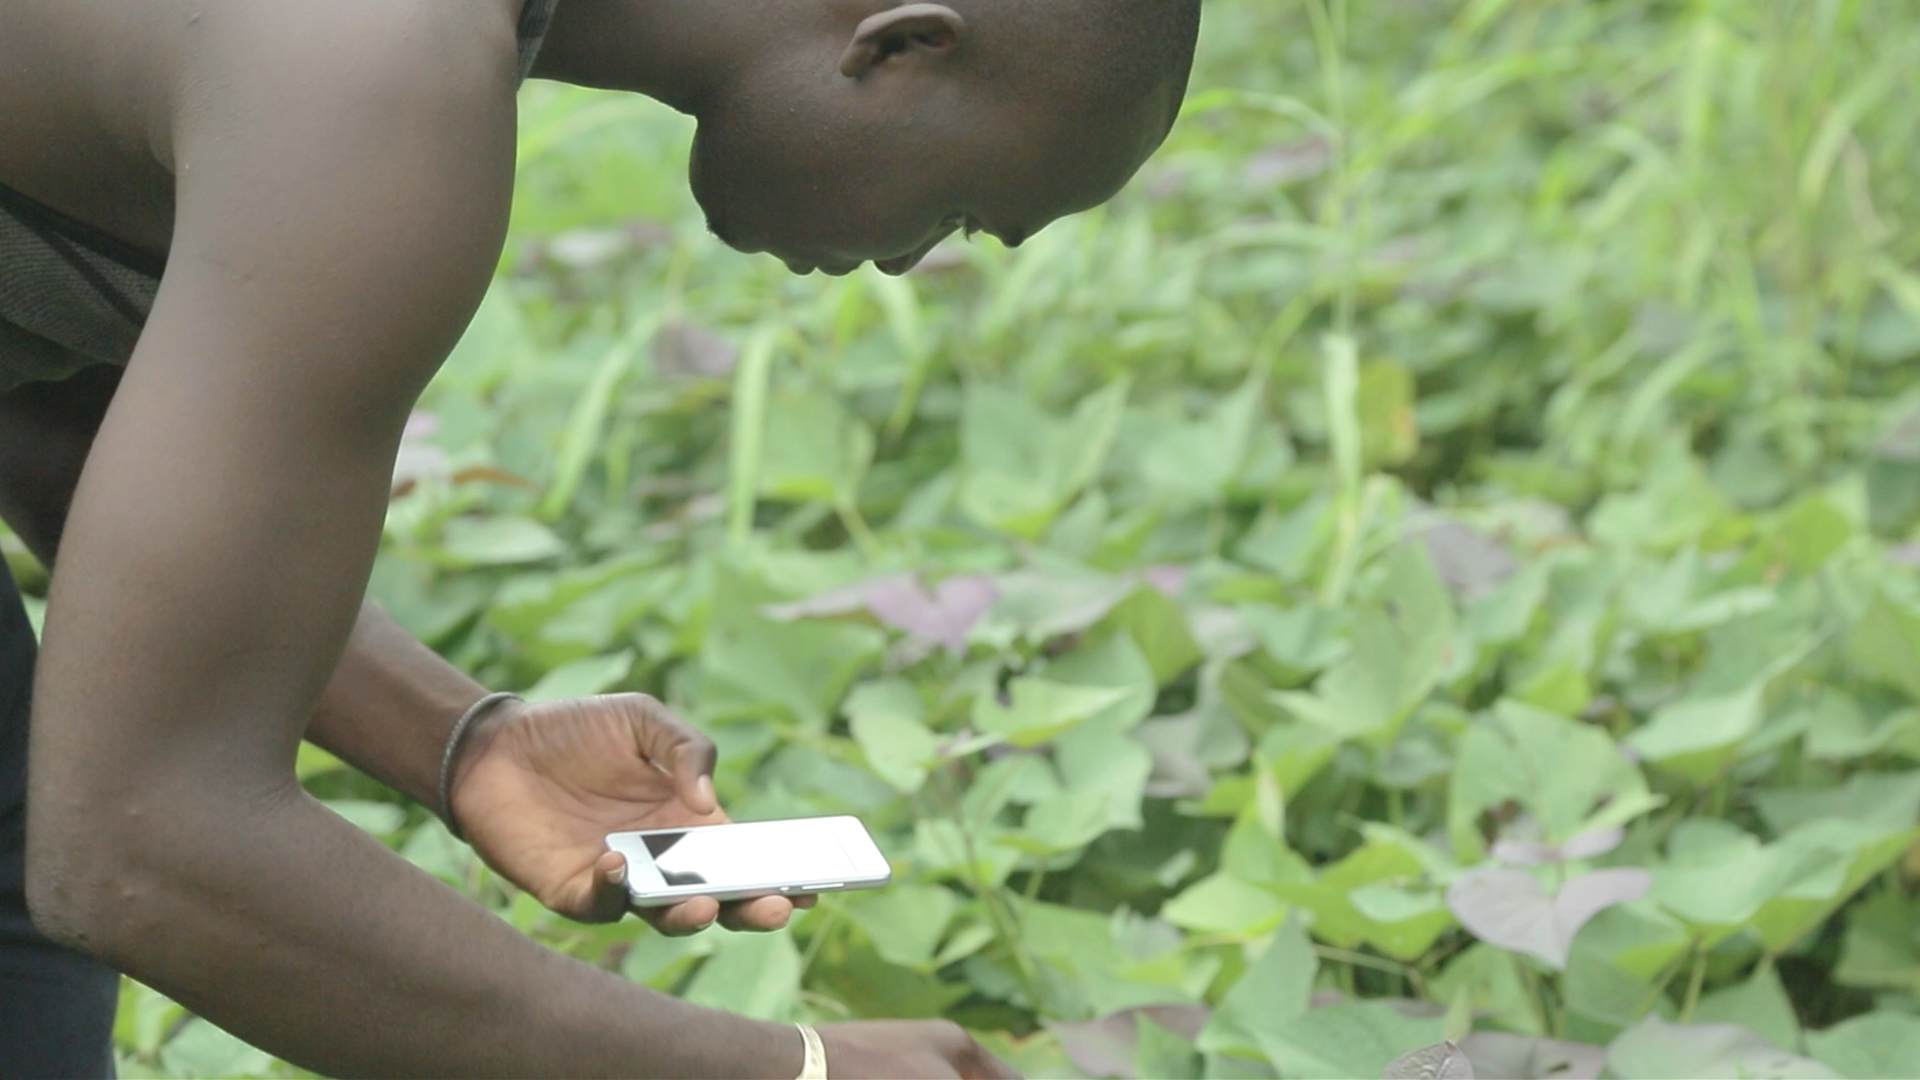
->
<box><xmin>820</xmin><ymin>1020</ymin><xmax>1022</xmax><ymax>1079</ymax></box>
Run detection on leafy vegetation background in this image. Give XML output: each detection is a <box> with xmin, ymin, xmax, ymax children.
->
<box><xmin>7</xmin><ymin>1</ymin><xmax>1920</xmax><ymax>1076</ymax></box>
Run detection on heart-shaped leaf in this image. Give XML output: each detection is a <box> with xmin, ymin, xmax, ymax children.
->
<box><xmin>1458</xmin><ymin>1032</ymin><xmax>1607</xmax><ymax>1080</ymax></box>
<box><xmin>1493</xmin><ymin>826</ymin><xmax>1625</xmax><ymax>867</ymax></box>
<box><xmin>1606</xmin><ymin>1017</ymin><xmax>1839</xmax><ymax>1079</ymax></box>
<box><xmin>1383</xmin><ymin>1040</ymin><xmax>1476</xmax><ymax>1079</ymax></box>
<box><xmin>765</xmin><ymin>573</ymin><xmax>997</xmax><ymax>655</ymax></box>
<box><xmin>1447</xmin><ymin>867</ymin><xmax>1652</xmax><ymax>969</ymax></box>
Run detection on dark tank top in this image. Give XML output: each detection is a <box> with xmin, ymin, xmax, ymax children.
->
<box><xmin>0</xmin><ymin>0</ymin><xmax>558</xmax><ymax>392</ymax></box>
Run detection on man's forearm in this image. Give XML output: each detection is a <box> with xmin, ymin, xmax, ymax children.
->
<box><xmin>36</xmin><ymin>778</ymin><xmax>802</xmax><ymax>1077</ymax></box>
<box><xmin>306</xmin><ymin>600</ymin><xmax>491</xmax><ymax>810</ymax></box>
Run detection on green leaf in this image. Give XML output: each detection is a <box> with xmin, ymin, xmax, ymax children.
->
<box><xmin>726</xmin><ymin>327</ymin><xmax>778</xmax><ymax>546</ymax></box>
<box><xmin>1019</xmin><ymin>789</ymin><xmax>1120</xmax><ymax>853</ymax></box>
<box><xmin>1161</xmin><ymin>873</ymin><xmax>1290</xmax><ymax>936</ymax></box>
<box><xmin>1358</xmin><ymin>360</ymin><xmax>1421</xmax><ymax>468</ymax></box>
<box><xmin>158</xmin><ymin>1019</ymin><xmax>276</xmax><ymax>1079</ymax></box>
<box><xmin>1255</xmin><ymin>721</ymin><xmax>1343</xmax><ymax>796</ymax></box>
<box><xmin>1095</xmin><ymin>587</ymin><xmax>1204</xmax><ymax>686</ymax></box>
<box><xmin>1749</xmin><ymin>823</ymin><xmax>1920</xmax><ymax>952</ymax></box>
<box><xmin>1835</xmin><ymin>890</ymin><xmax>1920</xmax><ymax>995</ymax></box>
<box><xmin>439</xmin><ymin>517</ymin><xmax>566</xmax><ymax>567</ymax></box>
<box><xmin>1198</xmin><ymin>917</ymin><xmax>1317</xmax><ymax>1057</ymax></box>
<box><xmin>1627</xmin><ymin>681</ymin><xmax>1765</xmax><ymax>785</ymax></box>
<box><xmin>1606</xmin><ymin>1016</ymin><xmax>1838</xmax><ymax>1079</ymax></box>
<box><xmin>1053</xmin><ymin>723</ymin><xmax>1153</xmax><ymax>834</ymax></box>
<box><xmin>1429</xmin><ymin>944</ymin><xmax>1544</xmax><ymax>1035</ymax></box>
<box><xmin>758</xmin><ymin>388</ymin><xmax>874</xmax><ymax>504</ymax></box>
<box><xmin>699</xmin><ymin>565</ymin><xmax>885</xmax><ymax>729</ymax></box>
<box><xmin>324</xmin><ymin>799</ymin><xmax>406</xmax><ymax>838</ymax></box>
<box><xmin>1138</xmin><ymin>370</ymin><xmax>1266</xmax><ymax>506</ymax></box>
<box><xmin>1256</xmin><ymin>1001</ymin><xmax>1446</xmax><ymax>1080</ymax></box>
<box><xmin>846</xmin><ymin>680</ymin><xmax>938</xmax><ymax>794</ymax></box>
<box><xmin>1449</xmin><ymin>700</ymin><xmax>1659</xmax><ymax>861</ymax></box>
<box><xmin>523</xmin><ymin>650</ymin><xmax>634</xmax><ymax>701</ymax></box>
<box><xmin>1852</xmin><ymin>592</ymin><xmax>1920</xmax><ymax>703</ymax></box>
<box><xmin>1693</xmin><ymin>965</ymin><xmax>1800</xmax><ymax>1056</ymax></box>
<box><xmin>1042</xmin><ymin>630</ymin><xmax>1158</xmax><ymax>736</ymax></box>
<box><xmin>682</xmin><ymin>930</ymin><xmax>802</xmax><ymax>1021</ymax></box>
<box><xmin>1807</xmin><ymin>1011</ymin><xmax>1920</xmax><ymax>1080</ymax></box>
<box><xmin>1754</xmin><ymin>771</ymin><xmax>1920</xmax><ymax>834</ymax></box>
<box><xmin>973</xmin><ymin>678</ymin><xmax>1132</xmax><ymax>748</ymax></box>
<box><xmin>1273</xmin><ymin>543</ymin><xmax>1457</xmax><ymax>744</ymax></box>
<box><xmin>1651</xmin><ymin>832</ymin><xmax>1823</xmax><ymax>929</ymax></box>
<box><xmin>845</xmin><ymin>884</ymin><xmax>959</xmax><ymax>969</ymax></box>
<box><xmin>1268</xmin><ymin>840</ymin><xmax>1455</xmax><ymax>961</ymax></box>
<box><xmin>957</xmin><ymin>381</ymin><xmax>1129</xmax><ymax>538</ymax></box>
<box><xmin>539</xmin><ymin>314</ymin><xmax>657</xmax><ymax>519</ymax></box>
<box><xmin>1135</xmin><ymin>1013</ymin><xmax>1205</xmax><ymax>1080</ymax></box>
<box><xmin>296</xmin><ymin>742</ymin><xmax>347</xmax><ymax>781</ymax></box>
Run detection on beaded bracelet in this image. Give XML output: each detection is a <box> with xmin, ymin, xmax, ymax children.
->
<box><xmin>435</xmin><ymin>691</ymin><xmax>522</xmax><ymax>842</ymax></box>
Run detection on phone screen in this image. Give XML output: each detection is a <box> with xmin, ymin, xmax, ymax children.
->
<box><xmin>639</xmin><ymin>822</ymin><xmax>857</xmax><ymax>890</ymax></box>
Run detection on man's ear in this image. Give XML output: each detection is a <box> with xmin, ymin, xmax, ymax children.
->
<box><xmin>839</xmin><ymin>4</ymin><xmax>968</xmax><ymax>79</ymax></box>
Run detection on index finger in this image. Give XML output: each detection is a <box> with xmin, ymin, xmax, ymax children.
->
<box><xmin>613</xmin><ymin>693</ymin><xmax>719</xmax><ymax>816</ymax></box>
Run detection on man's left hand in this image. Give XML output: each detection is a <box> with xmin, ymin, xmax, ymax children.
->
<box><xmin>446</xmin><ymin>693</ymin><xmax>810</xmax><ymax>935</ymax></box>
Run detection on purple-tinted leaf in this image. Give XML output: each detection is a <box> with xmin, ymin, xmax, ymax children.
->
<box><xmin>1891</xmin><ymin>543</ymin><xmax>1920</xmax><ymax>569</ymax></box>
<box><xmin>1050</xmin><ymin>1005</ymin><xmax>1211</xmax><ymax>1080</ymax></box>
<box><xmin>1143</xmin><ymin>564</ymin><xmax>1188</xmax><ymax>598</ymax></box>
<box><xmin>763</xmin><ymin>574</ymin><xmax>915</xmax><ymax>621</ymax></box>
<box><xmin>1489</xmin><ymin>840</ymin><xmax>1562</xmax><ymax>867</ymax></box>
<box><xmin>1416</xmin><ymin>517</ymin><xmax>1519</xmax><ymax>600</ymax></box>
<box><xmin>1560</xmin><ymin>827</ymin><xmax>1625</xmax><ymax>861</ymax></box>
<box><xmin>865</xmin><ymin>575</ymin><xmax>998</xmax><ymax>655</ymax></box>
<box><xmin>404</xmin><ymin>411</ymin><xmax>439</xmax><ymax>441</ymax></box>
<box><xmin>1383</xmin><ymin>1040</ymin><xmax>1476</xmax><ymax>1079</ymax></box>
<box><xmin>1459</xmin><ymin>1033</ymin><xmax>1606</xmax><ymax>1080</ymax></box>
<box><xmin>763</xmin><ymin>573</ymin><xmax>996</xmax><ymax>656</ymax></box>
<box><xmin>1446</xmin><ymin>867</ymin><xmax>1651</xmax><ymax>970</ymax></box>
<box><xmin>393</xmin><ymin>411</ymin><xmax>449</xmax><ymax>489</ymax></box>
<box><xmin>1245</xmin><ymin>137</ymin><xmax>1332</xmax><ymax>186</ymax></box>
<box><xmin>654</xmin><ymin>321</ymin><xmax>739</xmax><ymax>381</ymax></box>
<box><xmin>1878</xmin><ymin>410</ymin><xmax>1920</xmax><ymax>462</ymax></box>
<box><xmin>1554</xmin><ymin>869</ymin><xmax>1651</xmax><ymax>939</ymax></box>
<box><xmin>908</xmin><ymin>240</ymin><xmax>970</xmax><ymax>275</ymax></box>
<box><xmin>1135</xmin><ymin>714</ymin><xmax>1217</xmax><ymax>798</ymax></box>
<box><xmin>1492</xmin><ymin>827</ymin><xmax>1625</xmax><ymax>867</ymax></box>
<box><xmin>1607</xmin><ymin>1017</ymin><xmax>1839</xmax><ymax>1079</ymax></box>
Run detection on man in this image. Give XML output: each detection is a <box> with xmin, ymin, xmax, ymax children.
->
<box><xmin>0</xmin><ymin>0</ymin><xmax>1200</xmax><ymax>1074</ymax></box>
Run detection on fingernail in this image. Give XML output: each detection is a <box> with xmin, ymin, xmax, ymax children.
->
<box><xmin>610</xmin><ymin>863</ymin><xmax>626</xmax><ymax>883</ymax></box>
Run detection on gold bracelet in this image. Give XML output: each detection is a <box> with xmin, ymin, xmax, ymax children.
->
<box><xmin>794</xmin><ymin>1023</ymin><xmax>828</xmax><ymax>1080</ymax></box>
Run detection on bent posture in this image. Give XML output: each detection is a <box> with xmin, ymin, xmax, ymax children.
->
<box><xmin>0</xmin><ymin>0</ymin><xmax>1198</xmax><ymax>1074</ymax></box>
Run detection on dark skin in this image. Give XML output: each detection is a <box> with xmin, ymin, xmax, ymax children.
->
<box><xmin>1</xmin><ymin>0</ymin><xmax>1184</xmax><ymax>1075</ymax></box>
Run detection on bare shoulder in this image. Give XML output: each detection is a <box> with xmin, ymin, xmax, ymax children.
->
<box><xmin>0</xmin><ymin>0</ymin><xmax>526</xmax><ymax>256</ymax></box>
<box><xmin>153</xmin><ymin>0</ymin><xmax>527</xmax><ymax>406</ymax></box>
<box><xmin>171</xmin><ymin>0</ymin><xmax>524</xmax><ymax>142</ymax></box>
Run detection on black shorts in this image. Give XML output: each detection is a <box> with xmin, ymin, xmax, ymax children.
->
<box><xmin>0</xmin><ymin>567</ymin><xmax>117</xmax><ymax>1078</ymax></box>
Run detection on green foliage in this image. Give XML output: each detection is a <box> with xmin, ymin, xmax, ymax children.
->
<box><xmin>41</xmin><ymin>0</ymin><xmax>1920</xmax><ymax>1075</ymax></box>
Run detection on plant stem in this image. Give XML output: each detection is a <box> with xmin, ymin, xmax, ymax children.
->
<box><xmin>1679</xmin><ymin>943</ymin><xmax>1709</xmax><ymax>1022</ymax></box>
<box><xmin>1314</xmin><ymin>945</ymin><xmax>1425</xmax><ymax>998</ymax></box>
<box><xmin>1513</xmin><ymin>954</ymin><xmax>1552</xmax><ymax>1037</ymax></box>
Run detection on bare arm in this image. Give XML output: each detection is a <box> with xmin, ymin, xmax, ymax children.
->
<box><xmin>21</xmin><ymin>4</ymin><xmax>798</xmax><ymax>1074</ymax></box>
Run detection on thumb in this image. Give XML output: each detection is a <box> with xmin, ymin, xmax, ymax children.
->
<box><xmin>577</xmin><ymin>850</ymin><xmax>637</xmax><ymax>925</ymax></box>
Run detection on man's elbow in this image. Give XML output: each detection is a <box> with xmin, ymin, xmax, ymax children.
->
<box><xmin>24</xmin><ymin>805</ymin><xmax>185</xmax><ymax>970</ymax></box>
<box><xmin>25</xmin><ymin>813</ymin><xmax>128</xmax><ymax>962</ymax></box>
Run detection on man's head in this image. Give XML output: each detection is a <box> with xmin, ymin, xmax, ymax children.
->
<box><xmin>686</xmin><ymin>0</ymin><xmax>1201</xmax><ymax>276</ymax></box>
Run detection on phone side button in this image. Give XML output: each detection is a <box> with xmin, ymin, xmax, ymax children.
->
<box><xmin>815</xmin><ymin>883</ymin><xmax>845</xmax><ymax>890</ymax></box>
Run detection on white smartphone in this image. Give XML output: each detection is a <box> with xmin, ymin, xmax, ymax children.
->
<box><xmin>605</xmin><ymin>815</ymin><xmax>892</xmax><ymax>908</ymax></box>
